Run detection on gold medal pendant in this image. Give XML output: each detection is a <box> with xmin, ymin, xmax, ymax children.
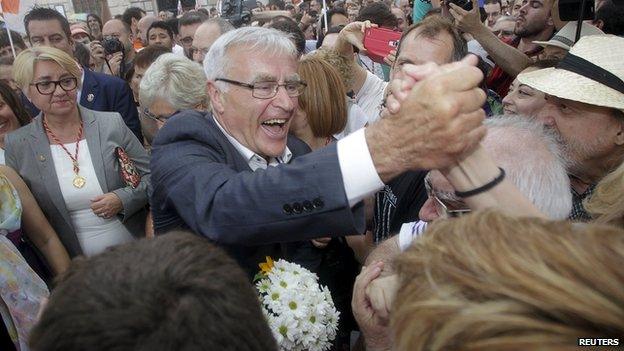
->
<box><xmin>73</xmin><ymin>175</ymin><xmax>86</xmax><ymax>188</ymax></box>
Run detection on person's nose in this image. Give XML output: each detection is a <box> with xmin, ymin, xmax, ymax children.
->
<box><xmin>418</xmin><ymin>198</ymin><xmax>440</xmax><ymax>223</ymax></box>
<box><xmin>271</xmin><ymin>84</ymin><xmax>295</xmax><ymax>111</ymax></box>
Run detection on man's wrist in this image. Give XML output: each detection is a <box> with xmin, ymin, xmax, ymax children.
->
<box><xmin>365</xmin><ymin>122</ymin><xmax>405</xmax><ymax>183</ymax></box>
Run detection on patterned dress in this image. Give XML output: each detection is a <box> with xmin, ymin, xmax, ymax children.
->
<box><xmin>0</xmin><ymin>174</ymin><xmax>49</xmax><ymax>351</ymax></box>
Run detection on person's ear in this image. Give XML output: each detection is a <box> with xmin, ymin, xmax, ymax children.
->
<box><xmin>614</xmin><ymin>117</ymin><xmax>624</xmax><ymax>146</ymax></box>
<box><xmin>207</xmin><ymin>81</ymin><xmax>225</xmax><ymax>115</ymax></box>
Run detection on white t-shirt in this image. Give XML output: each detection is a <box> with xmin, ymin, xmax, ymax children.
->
<box><xmin>334</xmin><ymin>99</ymin><xmax>369</xmax><ymax>140</ymax></box>
<box><xmin>398</xmin><ymin>220</ymin><xmax>428</xmax><ymax>251</ymax></box>
<box><xmin>355</xmin><ymin>70</ymin><xmax>387</xmax><ymax>124</ymax></box>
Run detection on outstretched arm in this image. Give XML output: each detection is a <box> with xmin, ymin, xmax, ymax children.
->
<box><xmin>449</xmin><ymin>0</ymin><xmax>532</xmax><ymax>76</ymax></box>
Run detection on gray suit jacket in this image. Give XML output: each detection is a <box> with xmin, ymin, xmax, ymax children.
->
<box><xmin>5</xmin><ymin>106</ymin><xmax>150</xmax><ymax>257</ymax></box>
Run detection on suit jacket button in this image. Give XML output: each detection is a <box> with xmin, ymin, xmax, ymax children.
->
<box><xmin>292</xmin><ymin>202</ymin><xmax>303</xmax><ymax>214</ymax></box>
<box><xmin>313</xmin><ymin>198</ymin><xmax>324</xmax><ymax>209</ymax></box>
<box><xmin>283</xmin><ymin>204</ymin><xmax>293</xmax><ymax>214</ymax></box>
<box><xmin>302</xmin><ymin>200</ymin><xmax>313</xmax><ymax>212</ymax></box>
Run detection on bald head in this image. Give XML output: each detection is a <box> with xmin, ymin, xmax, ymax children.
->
<box><xmin>191</xmin><ymin>18</ymin><xmax>234</xmax><ymax>63</ymax></box>
<box><xmin>137</xmin><ymin>15</ymin><xmax>158</xmax><ymax>44</ymax></box>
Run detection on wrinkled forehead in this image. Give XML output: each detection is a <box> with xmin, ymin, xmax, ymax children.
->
<box><xmin>225</xmin><ymin>45</ymin><xmax>299</xmax><ymax>80</ymax></box>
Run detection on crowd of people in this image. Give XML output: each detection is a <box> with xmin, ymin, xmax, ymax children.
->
<box><xmin>0</xmin><ymin>0</ymin><xmax>623</xmax><ymax>349</ymax></box>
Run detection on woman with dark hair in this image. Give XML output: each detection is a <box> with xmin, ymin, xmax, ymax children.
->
<box><xmin>87</xmin><ymin>13</ymin><xmax>103</xmax><ymax>41</ymax></box>
<box><xmin>0</xmin><ymin>81</ymin><xmax>31</xmax><ymax>165</ymax></box>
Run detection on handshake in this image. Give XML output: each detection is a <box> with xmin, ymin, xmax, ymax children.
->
<box><xmin>365</xmin><ymin>55</ymin><xmax>487</xmax><ymax>183</ymax></box>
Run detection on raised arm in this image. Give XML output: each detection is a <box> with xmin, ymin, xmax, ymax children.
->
<box><xmin>449</xmin><ymin>0</ymin><xmax>532</xmax><ymax>76</ymax></box>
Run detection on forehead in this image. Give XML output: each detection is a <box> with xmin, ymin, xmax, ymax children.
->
<box><xmin>227</xmin><ymin>47</ymin><xmax>297</xmax><ymax>80</ymax></box>
<box><xmin>32</xmin><ymin>60</ymin><xmax>69</xmax><ymax>79</ymax></box>
<box><xmin>149</xmin><ymin>27</ymin><xmax>169</xmax><ymax>36</ymax></box>
<box><xmin>493</xmin><ymin>20</ymin><xmax>515</xmax><ymax>31</ymax></box>
<box><xmin>102</xmin><ymin>20</ymin><xmax>126</xmax><ymax>34</ymax></box>
<box><xmin>28</xmin><ymin>19</ymin><xmax>66</xmax><ymax>37</ymax></box>
<box><xmin>484</xmin><ymin>2</ymin><xmax>502</xmax><ymax>9</ymax></box>
<box><xmin>194</xmin><ymin>24</ymin><xmax>221</xmax><ymax>46</ymax></box>
<box><xmin>398</xmin><ymin>29</ymin><xmax>454</xmax><ymax>65</ymax></box>
<box><xmin>179</xmin><ymin>22</ymin><xmax>202</xmax><ymax>36</ymax></box>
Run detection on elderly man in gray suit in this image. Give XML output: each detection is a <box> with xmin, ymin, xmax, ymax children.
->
<box><xmin>149</xmin><ymin>27</ymin><xmax>486</xmax><ymax>275</ymax></box>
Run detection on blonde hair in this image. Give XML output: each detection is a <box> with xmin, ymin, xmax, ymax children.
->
<box><xmin>13</xmin><ymin>47</ymin><xmax>82</xmax><ymax>92</ymax></box>
<box><xmin>393</xmin><ymin>211</ymin><xmax>624</xmax><ymax>351</ymax></box>
<box><xmin>297</xmin><ymin>56</ymin><xmax>347</xmax><ymax>138</ymax></box>
<box><xmin>585</xmin><ymin>161</ymin><xmax>624</xmax><ymax>227</ymax></box>
<box><xmin>310</xmin><ymin>48</ymin><xmax>354</xmax><ymax>90</ymax></box>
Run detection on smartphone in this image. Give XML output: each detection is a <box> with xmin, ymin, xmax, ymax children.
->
<box><xmin>363</xmin><ymin>27</ymin><xmax>402</xmax><ymax>64</ymax></box>
<box><xmin>558</xmin><ymin>0</ymin><xmax>595</xmax><ymax>21</ymax></box>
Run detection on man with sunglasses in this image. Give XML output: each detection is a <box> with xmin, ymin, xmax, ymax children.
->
<box><xmin>149</xmin><ymin>27</ymin><xmax>487</xmax><ymax>277</ymax></box>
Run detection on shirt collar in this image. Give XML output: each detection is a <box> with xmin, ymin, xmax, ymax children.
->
<box><xmin>213</xmin><ymin>115</ymin><xmax>292</xmax><ymax>171</ymax></box>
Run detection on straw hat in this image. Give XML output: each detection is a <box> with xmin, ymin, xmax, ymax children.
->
<box><xmin>518</xmin><ymin>35</ymin><xmax>624</xmax><ymax>110</ymax></box>
<box><xmin>533</xmin><ymin>22</ymin><xmax>604</xmax><ymax>51</ymax></box>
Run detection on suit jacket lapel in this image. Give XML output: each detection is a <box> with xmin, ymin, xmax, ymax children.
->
<box><xmin>81</xmin><ymin>106</ymin><xmax>109</xmax><ymax>193</ymax></box>
<box><xmin>207</xmin><ymin>114</ymin><xmax>253</xmax><ymax>172</ymax></box>
<box><xmin>28</xmin><ymin>115</ymin><xmax>73</xmax><ymax>228</ymax></box>
<box><xmin>80</xmin><ymin>70</ymin><xmax>98</xmax><ymax>109</ymax></box>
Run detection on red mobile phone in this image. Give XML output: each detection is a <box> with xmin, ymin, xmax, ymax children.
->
<box><xmin>363</xmin><ymin>27</ymin><xmax>402</xmax><ymax>64</ymax></box>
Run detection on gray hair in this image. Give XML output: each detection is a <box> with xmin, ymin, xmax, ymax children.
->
<box><xmin>139</xmin><ymin>53</ymin><xmax>208</xmax><ymax>110</ymax></box>
<box><xmin>203</xmin><ymin>27</ymin><xmax>297</xmax><ymax>90</ymax></box>
<box><xmin>483</xmin><ymin>115</ymin><xmax>572</xmax><ymax>219</ymax></box>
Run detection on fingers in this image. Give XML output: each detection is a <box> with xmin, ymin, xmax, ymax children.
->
<box><xmin>471</xmin><ymin>0</ymin><xmax>479</xmax><ymax>12</ymax></box>
<box><xmin>453</xmin><ymin>88</ymin><xmax>487</xmax><ymax>114</ymax></box>
<box><xmin>430</xmin><ymin>65</ymin><xmax>483</xmax><ymax>94</ymax></box>
<box><xmin>353</xmin><ymin>261</ymin><xmax>384</xmax><ymax>308</ymax></box>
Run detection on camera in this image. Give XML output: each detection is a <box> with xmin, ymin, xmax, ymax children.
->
<box><xmin>102</xmin><ymin>37</ymin><xmax>125</xmax><ymax>56</ymax></box>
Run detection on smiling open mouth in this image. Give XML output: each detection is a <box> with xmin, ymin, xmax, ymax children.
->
<box><xmin>262</xmin><ymin>118</ymin><xmax>287</xmax><ymax>127</ymax></box>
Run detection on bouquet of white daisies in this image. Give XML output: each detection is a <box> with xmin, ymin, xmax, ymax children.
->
<box><xmin>255</xmin><ymin>257</ymin><xmax>340</xmax><ymax>351</ymax></box>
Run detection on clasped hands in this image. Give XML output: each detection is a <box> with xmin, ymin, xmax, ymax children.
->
<box><xmin>366</xmin><ymin>54</ymin><xmax>487</xmax><ymax>182</ymax></box>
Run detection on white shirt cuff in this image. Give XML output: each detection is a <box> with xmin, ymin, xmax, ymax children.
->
<box><xmin>398</xmin><ymin>220</ymin><xmax>428</xmax><ymax>251</ymax></box>
<box><xmin>337</xmin><ymin>128</ymin><xmax>385</xmax><ymax>207</ymax></box>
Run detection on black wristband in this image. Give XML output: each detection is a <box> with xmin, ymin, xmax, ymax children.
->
<box><xmin>454</xmin><ymin>167</ymin><xmax>506</xmax><ymax>198</ymax></box>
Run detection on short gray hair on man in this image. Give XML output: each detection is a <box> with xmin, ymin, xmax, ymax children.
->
<box><xmin>483</xmin><ymin>115</ymin><xmax>572</xmax><ymax>219</ymax></box>
<box><xmin>139</xmin><ymin>53</ymin><xmax>208</xmax><ymax>110</ymax></box>
<box><xmin>203</xmin><ymin>27</ymin><xmax>297</xmax><ymax>90</ymax></box>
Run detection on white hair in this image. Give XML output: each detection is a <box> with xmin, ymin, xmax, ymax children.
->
<box><xmin>483</xmin><ymin>115</ymin><xmax>572</xmax><ymax>219</ymax></box>
<box><xmin>203</xmin><ymin>27</ymin><xmax>297</xmax><ymax>90</ymax></box>
<box><xmin>139</xmin><ymin>53</ymin><xmax>208</xmax><ymax>110</ymax></box>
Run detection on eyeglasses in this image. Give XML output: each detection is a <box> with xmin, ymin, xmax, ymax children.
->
<box><xmin>180</xmin><ymin>36</ymin><xmax>194</xmax><ymax>45</ymax></box>
<box><xmin>215</xmin><ymin>78</ymin><xmax>307</xmax><ymax>99</ymax></box>
<box><xmin>424</xmin><ymin>177</ymin><xmax>472</xmax><ymax>218</ymax></box>
<box><xmin>142</xmin><ymin>108</ymin><xmax>179</xmax><ymax>123</ymax></box>
<box><xmin>30</xmin><ymin>77</ymin><xmax>78</xmax><ymax>95</ymax></box>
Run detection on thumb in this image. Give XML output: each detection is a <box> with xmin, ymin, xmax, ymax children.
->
<box><xmin>472</xmin><ymin>0</ymin><xmax>479</xmax><ymax>11</ymax></box>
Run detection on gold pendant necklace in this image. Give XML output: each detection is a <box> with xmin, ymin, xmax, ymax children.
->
<box><xmin>43</xmin><ymin>118</ymin><xmax>85</xmax><ymax>189</ymax></box>
<box><xmin>73</xmin><ymin>175</ymin><xmax>86</xmax><ymax>188</ymax></box>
